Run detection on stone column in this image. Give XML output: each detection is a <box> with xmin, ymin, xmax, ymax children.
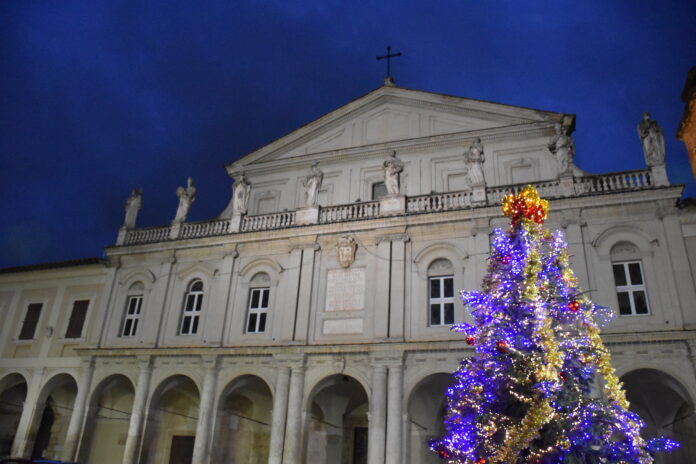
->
<box><xmin>282</xmin><ymin>363</ymin><xmax>306</xmax><ymax>464</ymax></box>
<box><xmin>367</xmin><ymin>364</ymin><xmax>387</xmax><ymax>464</ymax></box>
<box><xmin>61</xmin><ymin>358</ymin><xmax>95</xmax><ymax>461</ymax></box>
<box><xmin>122</xmin><ymin>357</ymin><xmax>153</xmax><ymax>464</ymax></box>
<box><xmin>192</xmin><ymin>357</ymin><xmax>219</xmax><ymax>464</ymax></box>
<box><xmin>385</xmin><ymin>363</ymin><xmax>404</xmax><ymax>464</ymax></box>
<box><xmin>11</xmin><ymin>367</ymin><xmax>45</xmax><ymax>458</ymax></box>
<box><xmin>268</xmin><ymin>365</ymin><xmax>291</xmax><ymax>464</ymax></box>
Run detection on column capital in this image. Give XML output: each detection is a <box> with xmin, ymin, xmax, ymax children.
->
<box><xmin>136</xmin><ymin>355</ymin><xmax>153</xmax><ymax>371</ymax></box>
<box><xmin>200</xmin><ymin>355</ymin><xmax>220</xmax><ymax>373</ymax></box>
<box><xmin>80</xmin><ymin>356</ymin><xmax>95</xmax><ymax>370</ymax></box>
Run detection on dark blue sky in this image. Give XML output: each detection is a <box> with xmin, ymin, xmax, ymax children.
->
<box><xmin>1</xmin><ymin>1</ymin><xmax>695</xmax><ymax>267</ymax></box>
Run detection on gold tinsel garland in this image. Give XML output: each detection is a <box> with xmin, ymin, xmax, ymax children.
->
<box><xmin>489</xmin><ymin>220</ymin><xmax>565</xmax><ymax>463</ymax></box>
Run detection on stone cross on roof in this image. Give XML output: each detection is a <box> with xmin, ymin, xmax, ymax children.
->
<box><xmin>376</xmin><ymin>45</ymin><xmax>402</xmax><ymax>85</ymax></box>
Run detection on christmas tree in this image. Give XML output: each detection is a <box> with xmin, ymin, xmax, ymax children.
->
<box><xmin>431</xmin><ymin>186</ymin><xmax>677</xmax><ymax>464</ymax></box>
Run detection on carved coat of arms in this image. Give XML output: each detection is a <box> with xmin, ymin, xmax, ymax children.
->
<box><xmin>336</xmin><ymin>236</ymin><xmax>357</xmax><ymax>268</ymax></box>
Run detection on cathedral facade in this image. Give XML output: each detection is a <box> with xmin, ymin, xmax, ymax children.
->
<box><xmin>1</xmin><ymin>84</ymin><xmax>696</xmax><ymax>464</ymax></box>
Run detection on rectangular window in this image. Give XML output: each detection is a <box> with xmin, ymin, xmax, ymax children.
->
<box><xmin>372</xmin><ymin>181</ymin><xmax>388</xmax><ymax>200</ymax></box>
<box><xmin>180</xmin><ymin>291</ymin><xmax>203</xmax><ymax>335</ymax></box>
<box><xmin>612</xmin><ymin>261</ymin><xmax>649</xmax><ymax>315</ymax></box>
<box><xmin>122</xmin><ymin>295</ymin><xmax>143</xmax><ymax>337</ymax></box>
<box><xmin>19</xmin><ymin>303</ymin><xmax>43</xmax><ymax>340</ymax></box>
<box><xmin>246</xmin><ymin>288</ymin><xmax>269</xmax><ymax>333</ymax></box>
<box><xmin>65</xmin><ymin>300</ymin><xmax>89</xmax><ymax>339</ymax></box>
<box><xmin>429</xmin><ymin>276</ymin><xmax>454</xmax><ymax>326</ymax></box>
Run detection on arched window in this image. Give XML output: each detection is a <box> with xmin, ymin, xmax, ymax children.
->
<box><xmin>428</xmin><ymin>259</ymin><xmax>454</xmax><ymax>326</ymax></box>
<box><xmin>610</xmin><ymin>242</ymin><xmax>649</xmax><ymax>315</ymax></box>
<box><xmin>246</xmin><ymin>272</ymin><xmax>270</xmax><ymax>333</ymax></box>
<box><xmin>180</xmin><ymin>280</ymin><xmax>204</xmax><ymax>335</ymax></box>
<box><xmin>122</xmin><ymin>282</ymin><xmax>144</xmax><ymax>337</ymax></box>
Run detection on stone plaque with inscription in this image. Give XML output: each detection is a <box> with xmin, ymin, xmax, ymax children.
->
<box><xmin>323</xmin><ymin>318</ymin><xmax>363</xmax><ymax>335</ymax></box>
<box><xmin>325</xmin><ymin>268</ymin><xmax>365</xmax><ymax>311</ymax></box>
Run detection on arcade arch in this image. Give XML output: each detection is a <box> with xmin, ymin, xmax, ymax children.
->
<box><xmin>31</xmin><ymin>373</ymin><xmax>78</xmax><ymax>460</ymax></box>
<box><xmin>211</xmin><ymin>375</ymin><xmax>273</xmax><ymax>463</ymax></box>
<box><xmin>304</xmin><ymin>374</ymin><xmax>369</xmax><ymax>464</ymax></box>
<box><xmin>141</xmin><ymin>375</ymin><xmax>200</xmax><ymax>464</ymax></box>
<box><xmin>79</xmin><ymin>374</ymin><xmax>135</xmax><ymax>464</ymax></box>
<box><xmin>622</xmin><ymin>368</ymin><xmax>696</xmax><ymax>464</ymax></box>
<box><xmin>0</xmin><ymin>373</ymin><xmax>27</xmax><ymax>457</ymax></box>
<box><xmin>406</xmin><ymin>373</ymin><xmax>454</xmax><ymax>464</ymax></box>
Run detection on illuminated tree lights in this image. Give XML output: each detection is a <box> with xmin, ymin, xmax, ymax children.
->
<box><xmin>431</xmin><ymin>186</ymin><xmax>678</xmax><ymax>464</ymax></box>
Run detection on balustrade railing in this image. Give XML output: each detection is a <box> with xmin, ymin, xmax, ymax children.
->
<box><xmin>180</xmin><ymin>219</ymin><xmax>230</xmax><ymax>239</ymax></box>
<box><xmin>124</xmin><ymin>226</ymin><xmax>171</xmax><ymax>245</ymax></box>
<box><xmin>407</xmin><ymin>191</ymin><xmax>473</xmax><ymax>213</ymax></box>
<box><xmin>575</xmin><ymin>170</ymin><xmax>652</xmax><ymax>194</ymax></box>
<box><xmin>119</xmin><ymin>169</ymin><xmax>658</xmax><ymax>245</ymax></box>
<box><xmin>319</xmin><ymin>201</ymin><xmax>381</xmax><ymax>223</ymax></box>
<box><xmin>241</xmin><ymin>211</ymin><xmax>296</xmax><ymax>232</ymax></box>
<box><xmin>486</xmin><ymin>180</ymin><xmax>563</xmax><ymax>204</ymax></box>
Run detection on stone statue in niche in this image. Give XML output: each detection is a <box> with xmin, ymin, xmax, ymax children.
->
<box><xmin>172</xmin><ymin>177</ymin><xmax>196</xmax><ymax>225</ymax></box>
<box><xmin>548</xmin><ymin>123</ymin><xmax>575</xmax><ymax>176</ymax></box>
<box><xmin>302</xmin><ymin>161</ymin><xmax>324</xmax><ymax>207</ymax></box>
<box><xmin>464</xmin><ymin>137</ymin><xmax>486</xmax><ymax>186</ymax></box>
<box><xmin>123</xmin><ymin>188</ymin><xmax>142</xmax><ymax>229</ymax></box>
<box><xmin>336</xmin><ymin>236</ymin><xmax>357</xmax><ymax>268</ymax></box>
<box><xmin>383</xmin><ymin>151</ymin><xmax>404</xmax><ymax>195</ymax></box>
<box><xmin>232</xmin><ymin>172</ymin><xmax>251</xmax><ymax>214</ymax></box>
<box><xmin>638</xmin><ymin>112</ymin><xmax>666</xmax><ymax>167</ymax></box>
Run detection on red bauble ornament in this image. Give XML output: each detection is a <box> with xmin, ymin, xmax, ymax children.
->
<box><xmin>559</xmin><ymin>371</ymin><xmax>568</xmax><ymax>382</ymax></box>
<box><xmin>567</xmin><ymin>300</ymin><xmax>581</xmax><ymax>312</ymax></box>
<box><xmin>466</xmin><ymin>335</ymin><xmax>476</xmax><ymax>346</ymax></box>
<box><xmin>438</xmin><ymin>449</ymin><xmax>450</xmax><ymax>459</ymax></box>
<box><xmin>500</xmin><ymin>254</ymin><xmax>512</xmax><ymax>264</ymax></box>
<box><xmin>496</xmin><ymin>340</ymin><xmax>509</xmax><ymax>353</ymax></box>
<box><xmin>476</xmin><ymin>459</ymin><xmax>487</xmax><ymax>464</ymax></box>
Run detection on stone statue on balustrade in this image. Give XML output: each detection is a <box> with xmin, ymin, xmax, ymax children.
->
<box><xmin>383</xmin><ymin>151</ymin><xmax>404</xmax><ymax>196</ymax></box>
<box><xmin>638</xmin><ymin>112</ymin><xmax>666</xmax><ymax>167</ymax></box>
<box><xmin>302</xmin><ymin>162</ymin><xmax>324</xmax><ymax>207</ymax></box>
<box><xmin>172</xmin><ymin>177</ymin><xmax>196</xmax><ymax>225</ymax></box>
<box><xmin>464</xmin><ymin>137</ymin><xmax>486</xmax><ymax>186</ymax></box>
<box><xmin>218</xmin><ymin>171</ymin><xmax>251</xmax><ymax>219</ymax></box>
<box><xmin>548</xmin><ymin>123</ymin><xmax>576</xmax><ymax>177</ymax></box>
<box><xmin>232</xmin><ymin>172</ymin><xmax>251</xmax><ymax>214</ymax></box>
<box><xmin>123</xmin><ymin>188</ymin><xmax>142</xmax><ymax>229</ymax></box>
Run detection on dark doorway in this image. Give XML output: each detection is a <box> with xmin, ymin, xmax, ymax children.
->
<box><xmin>353</xmin><ymin>427</ymin><xmax>368</xmax><ymax>464</ymax></box>
<box><xmin>168</xmin><ymin>435</ymin><xmax>195</xmax><ymax>464</ymax></box>
<box><xmin>31</xmin><ymin>405</ymin><xmax>55</xmax><ymax>459</ymax></box>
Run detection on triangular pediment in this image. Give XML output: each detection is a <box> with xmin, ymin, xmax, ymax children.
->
<box><xmin>228</xmin><ymin>86</ymin><xmax>565</xmax><ymax>170</ymax></box>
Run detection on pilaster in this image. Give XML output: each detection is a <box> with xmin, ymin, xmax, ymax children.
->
<box><xmin>385</xmin><ymin>355</ymin><xmax>405</xmax><ymax>464</ymax></box>
<box><xmin>11</xmin><ymin>367</ymin><xmax>46</xmax><ymax>458</ymax></box>
<box><xmin>367</xmin><ymin>361</ymin><xmax>388</xmax><ymax>464</ymax></box>
<box><xmin>122</xmin><ymin>356</ymin><xmax>153</xmax><ymax>464</ymax></box>
<box><xmin>281</xmin><ymin>355</ymin><xmax>306</xmax><ymax>464</ymax></box>
<box><xmin>192</xmin><ymin>356</ymin><xmax>220</xmax><ymax>464</ymax></box>
<box><xmin>61</xmin><ymin>357</ymin><xmax>95</xmax><ymax>461</ymax></box>
<box><xmin>268</xmin><ymin>357</ymin><xmax>293</xmax><ymax>464</ymax></box>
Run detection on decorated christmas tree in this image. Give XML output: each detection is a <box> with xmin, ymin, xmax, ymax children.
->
<box><xmin>431</xmin><ymin>186</ymin><xmax>677</xmax><ymax>464</ymax></box>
